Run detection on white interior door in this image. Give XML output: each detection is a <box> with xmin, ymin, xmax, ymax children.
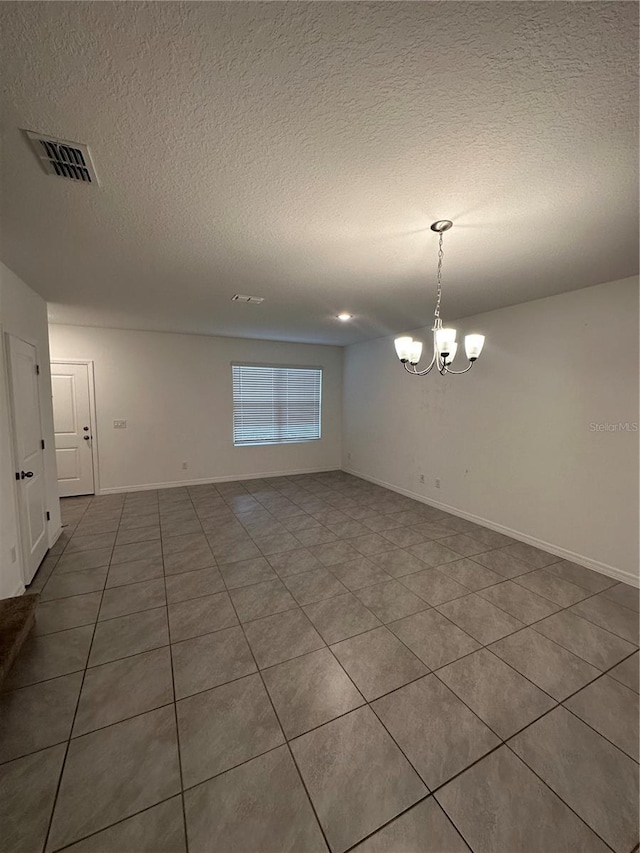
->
<box><xmin>51</xmin><ymin>362</ymin><xmax>95</xmax><ymax>497</ymax></box>
<box><xmin>7</xmin><ymin>334</ymin><xmax>49</xmax><ymax>583</ymax></box>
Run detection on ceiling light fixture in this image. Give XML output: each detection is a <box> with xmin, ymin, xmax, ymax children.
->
<box><xmin>394</xmin><ymin>220</ymin><xmax>485</xmax><ymax>375</ymax></box>
<box><xmin>337</xmin><ymin>313</ymin><xmax>353</xmax><ymax>321</ymax></box>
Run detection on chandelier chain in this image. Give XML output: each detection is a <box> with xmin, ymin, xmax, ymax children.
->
<box><xmin>434</xmin><ymin>231</ymin><xmax>445</xmax><ymax>319</ymax></box>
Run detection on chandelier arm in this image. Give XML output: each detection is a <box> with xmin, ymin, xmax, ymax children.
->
<box><xmin>441</xmin><ymin>362</ymin><xmax>475</xmax><ymax>375</ymax></box>
<box><xmin>404</xmin><ymin>358</ymin><xmax>436</xmax><ymax>376</ymax></box>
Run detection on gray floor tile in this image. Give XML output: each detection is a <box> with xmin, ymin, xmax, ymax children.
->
<box><xmin>3</xmin><ymin>625</ymin><xmax>93</xmax><ymax>690</ymax></box>
<box><xmin>389</xmin><ymin>608</ymin><xmax>480</xmax><ymax>670</ymax></box>
<box><xmin>161</xmin><ymin>517</ymin><xmax>203</xmax><ymax>537</ymax></box>
<box><xmin>348</xmin><ymin>533</ymin><xmax>397</xmax><ymax>557</ymax></box>
<box><xmin>291</xmin><ymin>706</ymin><xmax>426</xmax><ymax>853</ymax></box>
<box><xmin>295</xmin><ymin>526</ymin><xmax>339</xmax><ymax>547</ymax></box>
<box><xmin>602</xmin><ymin>581</ymin><xmax>639</xmax><ymax>613</ymax></box>
<box><xmin>514</xmin><ymin>568</ymin><xmax>591</xmax><ymax>606</ymax></box>
<box><xmin>438</xmin><ymin>533</ymin><xmax>490</xmax><ymax>557</ymax></box>
<box><xmin>533</xmin><ymin>610</ymin><xmax>636</xmax><ymax>670</ymax></box>
<box><xmin>267</xmin><ymin>547</ymin><xmax>324</xmax><ymax>577</ymax></box>
<box><xmin>89</xmin><ymin>607</ymin><xmax>169</xmax><ymax>666</ymax></box>
<box><xmin>65</xmin><ymin>532</ymin><xmax>117</xmax><ymax>553</ymax></box>
<box><xmin>111</xmin><ymin>540</ymin><xmax>163</xmax><ymax>565</ymax></box>
<box><xmin>499</xmin><ymin>542</ymin><xmax>562</xmax><ymax>568</ymax></box>
<box><xmin>466</xmin><ymin>528</ymin><xmax>515</xmax><ymax>549</ymax></box>
<box><xmin>0</xmin><ymin>673</ymin><xmax>82</xmax><ymax>763</ymax></box>
<box><xmin>114</xmin><ymin>524</ymin><xmax>161</xmax><ymax>546</ymax></box>
<box><xmin>263</xmin><ymin>648</ymin><xmax>364</xmax><ymax>738</ymax></box>
<box><xmin>0</xmin><ymin>744</ymin><xmax>66</xmax><ymax>853</ymax></box>
<box><xmin>210</xmin><ymin>537</ymin><xmax>262</xmax><ymax>564</ymax></box>
<box><xmin>41</xmin><ymin>568</ymin><xmax>108</xmax><ymax>601</ymax></box>
<box><xmin>47</xmin><ymin>706</ymin><xmax>181</xmax><ymax>851</ymax></box>
<box><xmin>118</xmin><ymin>512</ymin><xmax>160</xmax><ymax>530</ymax></box>
<box><xmin>99</xmin><ymin>578</ymin><xmax>166</xmax><ymax>620</ymax></box>
<box><xmin>330</xmin><ymin>557</ymin><xmax>392</xmax><ymax>590</ymax></box>
<box><xmin>407</xmin><ymin>541</ymin><xmax>461</xmax><ymax>568</ymax></box>
<box><xmin>284</xmin><ymin>567</ymin><xmax>349</xmax><ymax>605</ymax></box>
<box><xmin>401</xmin><ymin>568</ymin><xmax>470</xmax><ymax>605</ymax></box>
<box><xmin>55</xmin><ymin>547</ymin><xmax>113</xmax><ymax>574</ymax></box>
<box><xmin>436</xmin><ymin>592</ymin><xmax>524</xmax><ymax>645</ymax></box>
<box><xmin>218</xmin><ymin>556</ymin><xmax>277</xmax><ymax>589</ymax></box>
<box><xmin>478</xmin><ymin>580</ymin><xmax>560</xmax><ymax>624</ymax></box>
<box><xmin>230</xmin><ymin>578</ymin><xmax>298</xmax><ymax>622</ymax></box>
<box><xmin>380</xmin><ymin>526</ymin><xmax>428</xmax><ymax>548</ymax></box>
<box><xmin>331</xmin><ymin>627</ymin><xmax>427</xmax><ymax>701</ymax></box>
<box><xmin>171</xmin><ymin>626</ymin><xmax>256</xmax><ymax>699</ymax></box>
<box><xmin>436</xmin><ymin>557</ymin><xmax>504</xmax><ymax>591</ymax></box>
<box><xmin>437</xmin><ymin>648</ymin><xmax>555</xmax><ymax>739</ymax></box>
<box><xmin>489</xmin><ymin>627</ymin><xmax>600</xmax><ymax>701</ymax></box>
<box><xmin>163</xmin><ymin>534</ymin><xmax>215</xmax><ymax>575</ymax></box>
<box><xmin>184</xmin><ymin>745</ymin><xmax>327</xmax><ymax>853</ymax></box>
<box><xmin>511</xmin><ymin>706</ymin><xmax>639</xmax><ymax>852</ymax></box>
<box><xmin>168</xmin><ymin>592</ymin><xmax>237</xmax><ymax>641</ymax></box>
<box><xmin>609</xmin><ymin>651</ymin><xmax>639</xmax><ymax>692</ymax></box>
<box><xmin>74</xmin><ymin>647</ymin><xmax>174</xmax><ymax>736</ymax></box>
<box><xmin>105</xmin><ymin>557</ymin><xmax>164</xmax><ymax>588</ymax></box>
<box><xmin>328</xmin><ymin>520</ymin><xmax>370</xmax><ymax>539</ymax></box>
<box><xmin>304</xmin><ymin>592</ymin><xmax>381</xmax><ymax>644</ymax></box>
<box><xmin>373</xmin><ymin>674</ymin><xmax>500</xmax><ymax>789</ymax></box>
<box><xmin>471</xmin><ymin>549</ymin><xmax>531</xmax><ymax>578</ymax></box>
<box><xmin>310</xmin><ymin>540</ymin><xmax>362</xmax><ymax>567</ymax></box>
<box><xmin>61</xmin><ymin>796</ymin><xmax>186</xmax><ymax>853</ymax></box>
<box><xmin>244</xmin><ymin>608</ymin><xmax>325</xmax><ymax>669</ymax></box>
<box><xmin>165</xmin><ymin>567</ymin><xmax>225</xmax><ymax>603</ymax></box>
<box><xmin>564</xmin><ymin>674</ymin><xmax>639</xmax><ymax>759</ymax></box>
<box><xmin>409</xmin><ymin>522</ymin><xmax>452</xmax><ymax>541</ymax></box>
<box><xmin>253</xmin><ymin>531</ymin><xmax>302</xmax><ymax>556</ymax></box>
<box><xmin>570</xmin><ymin>594</ymin><xmax>639</xmax><ymax>644</ymax></box>
<box><xmin>350</xmin><ymin>797</ymin><xmax>468</xmax><ymax>853</ymax></box>
<box><xmin>435</xmin><ymin>745</ymin><xmax>610</xmax><ymax>853</ymax></box>
<box><xmin>546</xmin><ymin>560</ymin><xmax>616</xmax><ymax>593</ymax></box>
<box><xmin>177</xmin><ymin>673</ymin><xmax>284</xmax><ymax>787</ymax></box>
<box><xmin>370</xmin><ymin>549</ymin><xmax>428</xmax><ymax>578</ymax></box>
<box><xmin>35</xmin><ymin>593</ymin><xmax>101</xmax><ymax>635</ymax></box>
<box><xmin>354</xmin><ymin>579</ymin><xmax>429</xmax><ymax>623</ymax></box>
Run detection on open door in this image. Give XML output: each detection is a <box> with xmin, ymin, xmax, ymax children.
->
<box><xmin>6</xmin><ymin>334</ymin><xmax>48</xmax><ymax>584</ymax></box>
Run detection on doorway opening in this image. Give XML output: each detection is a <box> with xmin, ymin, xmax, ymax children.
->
<box><xmin>51</xmin><ymin>360</ymin><xmax>99</xmax><ymax>497</ymax></box>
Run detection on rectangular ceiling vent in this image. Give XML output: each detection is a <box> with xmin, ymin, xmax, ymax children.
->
<box><xmin>25</xmin><ymin>130</ymin><xmax>99</xmax><ymax>184</ymax></box>
<box><xmin>231</xmin><ymin>294</ymin><xmax>264</xmax><ymax>304</ymax></box>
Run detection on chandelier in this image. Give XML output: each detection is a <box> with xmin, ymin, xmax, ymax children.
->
<box><xmin>394</xmin><ymin>220</ymin><xmax>485</xmax><ymax>375</ymax></box>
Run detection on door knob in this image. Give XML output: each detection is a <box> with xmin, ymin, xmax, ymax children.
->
<box><xmin>83</xmin><ymin>435</ymin><xmax>90</xmax><ymax>441</ymax></box>
<box><xmin>20</xmin><ymin>471</ymin><xmax>34</xmax><ymax>479</ymax></box>
<box><xmin>83</xmin><ymin>426</ymin><xmax>89</xmax><ymax>431</ymax></box>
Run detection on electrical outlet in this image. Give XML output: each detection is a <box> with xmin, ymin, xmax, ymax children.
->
<box><xmin>435</xmin><ymin>478</ymin><xmax>441</xmax><ymax>489</ymax></box>
<box><xmin>419</xmin><ymin>473</ymin><xmax>425</xmax><ymax>483</ymax></box>
<box><xmin>182</xmin><ymin>462</ymin><xmax>188</xmax><ymax>470</ymax></box>
<box><xmin>113</xmin><ymin>419</ymin><xmax>127</xmax><ymax>429</ymax></box>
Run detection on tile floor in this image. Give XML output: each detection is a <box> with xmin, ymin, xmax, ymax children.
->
<box><xmin>1</xmin><ymin>471</ymin><xmax>638</xmax><ymax>853</ymax></box>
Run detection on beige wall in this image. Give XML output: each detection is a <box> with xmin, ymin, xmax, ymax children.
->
<box><xmin>343</xmin><ymin>276</ymin><xmax>639</xmax><ymax>585</ymax></box>
<box><xmin>49</xmin><ymin>325</ymin><xmax>343</xmax><ymax>493</ymax></box>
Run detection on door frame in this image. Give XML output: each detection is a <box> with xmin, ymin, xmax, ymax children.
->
<box><xmin>5</xmin><ymin>332</ymin><xmax>49</xmax><ymax>586</ymax></box>
<box><xmin>51</xmin><ymin>359</ymin><xmax>100</xmax><ymax>496</ymax></box>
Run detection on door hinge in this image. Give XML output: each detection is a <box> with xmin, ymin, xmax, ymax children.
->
<box><xmin>36</xmin><ymin>364</ymin><xmax>40</xmax><ymax>375</ymax></box>
<box><xmin>46</xmin><ymin>511</ymin><xmax>51</xmax><ymax>521</ymax></box>
<box><xmin>15</xmin><ymin>472</ymin><xmax>20</xmax><ymax>481</ymax></box>
<box><xmin>41</xmin><ymin>439</ymin><xmax>45</xmax><ymax>449</ymax></box>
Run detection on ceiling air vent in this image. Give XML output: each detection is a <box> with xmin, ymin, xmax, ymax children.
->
<box><xmin>231</xmin><ymin>294</ymin><xmax>264</xmax><ymax>304</ymax></box>
<box><xmin>25</xmin><ymin>130</ymin><xmax>99</xmax><ymax>184</ymax></box>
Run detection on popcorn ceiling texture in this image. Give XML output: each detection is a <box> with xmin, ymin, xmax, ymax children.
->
<box><xmin>0</xmin><ymin>2</ymin><xmax>637</xmax><ymax>344</ymax></box>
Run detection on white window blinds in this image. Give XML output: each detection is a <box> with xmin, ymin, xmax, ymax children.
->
<box><xmin>232</xmin><ymin>364</ymin><xmax>322</xmax><ymax>446</ymax></box>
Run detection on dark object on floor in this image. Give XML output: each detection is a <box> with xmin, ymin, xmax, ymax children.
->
<box><xmin>0</xmin><ymin>593</ymin><xmax>39</xmax><ymax>687</ymax></box>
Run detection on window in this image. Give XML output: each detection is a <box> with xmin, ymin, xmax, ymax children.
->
<box><xmin>232</xmin><ymin>364</ymin><xmax>322</xmax><ymax>446</ymax></box>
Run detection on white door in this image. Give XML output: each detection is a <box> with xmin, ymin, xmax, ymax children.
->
<box><xmin>7</xmin><ymin>335</ymin><xmax>49</xmax><ymax>583</ymax></box>
<box><xmin>51</xmin><ymin>362</ymin><xmax>95</xmax><ymax>497</ymax></box>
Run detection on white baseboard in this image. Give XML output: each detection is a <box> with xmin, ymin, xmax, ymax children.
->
<box><xmin>97</xmin><ymin>466</ymin><xmax>339</xmax><ymax>495</ymax></box>
<box><xmin>342</xmin><ymin>467</ymin><xmax>639</xmax><ymax>589</ymax></box>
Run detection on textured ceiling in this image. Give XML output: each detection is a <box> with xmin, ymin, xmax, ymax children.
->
<box><xmin>0</xmin><ymin>1</ymin><xmax>637</xmax><ymax>345</ymax></box>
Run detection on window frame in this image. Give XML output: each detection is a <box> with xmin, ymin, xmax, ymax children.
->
<box><xmin>231</xmin><ymin>361</ymin><xmax>323</xmax><ymax>448</ymax></box>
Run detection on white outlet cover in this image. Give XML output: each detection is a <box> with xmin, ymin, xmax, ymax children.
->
<box><xmin>113</xmin><ymin>419</ymin><xmax>127</xmax><ymax>429</ymax></box>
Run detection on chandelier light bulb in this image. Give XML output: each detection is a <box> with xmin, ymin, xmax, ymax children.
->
<box><xmin>409</xmin><ymin>340</ymin><xmax>423</xmax><ymax>365</ymax></box>
<box><xmin>465</xmin><ymin>334</ymin><xmax>485</xmax><ymax>361</ymax></box>
<box><xmin>435</xmin><ymin>327</ymin><xmax>457</xmax><ymax>355</ymax></box>
<box><xmin>444</xmin><ymin>341</ymin><xmax>458</xmax><ymax>364</ymax></box>
<box><xmin>394</xmin><ymin>336</ymin><xmax>413</xmax><ymax>363</ymax></box>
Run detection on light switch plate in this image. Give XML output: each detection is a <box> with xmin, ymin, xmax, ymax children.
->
<box><xmin>113</xmin><ymin>419</ymin><xmax>127</xmax><ymax>429</ymax></box>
